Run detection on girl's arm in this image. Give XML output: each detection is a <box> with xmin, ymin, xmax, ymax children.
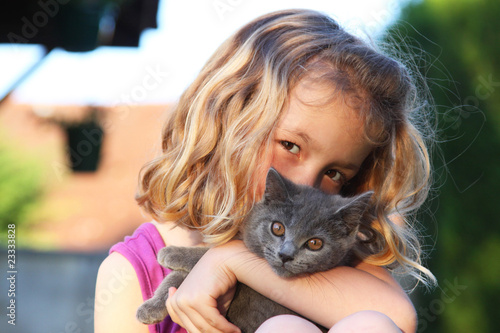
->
<box><xmin>94</xmin><ymin>252</ymin><xmax>149</xmax><ymax>333</ymax></box>
<box><xmin>167</xmin><ymin>240</ymin><xmax>417</xmax><ymax>333</ymax></box>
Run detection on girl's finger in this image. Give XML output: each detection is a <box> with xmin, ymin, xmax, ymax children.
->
<box><xmin>167</xmin><ymin>290</ymin><xmax>213</xmax><ymax>333</ymax></box>
<box><xmin>168</xmin><ymin>292</ymin><xmax>240</xmax><ymax>333</ymax></box>
<box><xmin>169</xmin><ymin>297</ymin><xmax>221</xmax><ymax>333</ymax></box>
<box><xmin>166</xmin><ymin>287</ymin><xmax>182</xmax><ymax>325</ymax></box>
<box><xmin>191</xmin><ymin>304</ymin><xmax>240</xmax><ymax>333</ymax></box>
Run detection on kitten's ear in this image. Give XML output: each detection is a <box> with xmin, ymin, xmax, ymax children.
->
<box><xmin>263</xmin><ymin>168</ymin><xmax>290</xmax><ymax>203</ymax></box>
<box><xmin>334</xmin><ymin>191</ymin><xmax>374</xmax><ymax>226</ymax></box>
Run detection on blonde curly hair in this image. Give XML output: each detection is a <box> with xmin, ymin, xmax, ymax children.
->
<box><xmin>136</xmin><ymin>9</ymin><xmax>436</xmax><ymax>286</ymax></box>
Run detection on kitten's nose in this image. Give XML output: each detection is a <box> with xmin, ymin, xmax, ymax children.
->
<box><xmin>279</xmin><ymin>252</ymin><xmax>294</xmax><ymax>263</ymax></box>
<box><xmin>279</xmin><ymin>242</ymin><xmax>296</xmax><ymax>263</ymax></box>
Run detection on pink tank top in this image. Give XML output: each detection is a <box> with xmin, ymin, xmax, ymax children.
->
<box><xmin>110</xmin><ymin>222</ymin><xmax>187</xmax><ymax>333</ymax></box>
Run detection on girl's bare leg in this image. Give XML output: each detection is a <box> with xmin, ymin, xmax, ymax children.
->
<box><xmin>256</xmin><ymin>311</ymin><xmax>401</xmax><ymax>333</ymax></box>
<box><xmin>256</xmin><ymin>315</ymin><xmax>323</xmax><ymax>333</ymax></box>
<box><xmin>329</xmin><ymin>310</ymin><xmax>401</xmax><ymax>333</ymax></box>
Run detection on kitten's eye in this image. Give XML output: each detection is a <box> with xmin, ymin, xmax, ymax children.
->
<box><xmin>306</xmin><ymin>238</ymin><xmax>323</xmax><ymax>251</ymax></box>
<box><xmin>325</xmin><ymin>169</ymin><xmax>343</xmax><ymax>183</ymax></box>
<box><xmin>271</xmin><ymin>222</ymin><xmax>285</xmax><ymax>236</ymax></box>
<box><xmin>280</xmin><ymin>141</ymin><xmax>300</xmax><ymax>154</ymax></box>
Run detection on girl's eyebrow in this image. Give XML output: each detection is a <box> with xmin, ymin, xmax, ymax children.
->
<box><xmin>336</xmin><ymin>161</ymin><xmax>359</xmax><ymax>172</ymax></box>
<box><xmin>280</xmin><ymin>128</ymin><xmax>312</xmax><ymax>144</ymax></box>
<box><xmin>295</xmin><ymin>131</ymin><xmax>312</xmax><ymax>145</ymax></box>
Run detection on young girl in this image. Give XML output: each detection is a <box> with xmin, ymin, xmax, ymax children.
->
<box><xmin>95</xmin><ymin>9</ymin><xmax>435</xmax><ymax>333</ymax></box>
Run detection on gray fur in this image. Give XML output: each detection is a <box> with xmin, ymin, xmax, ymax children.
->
<box><xmin>137</xmin><ymin>168</ymin><xmax>372</xmax><ymax>332</ymax></box>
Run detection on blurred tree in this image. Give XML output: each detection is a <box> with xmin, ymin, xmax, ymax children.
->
<box><xmin>386</xmin><ymin>0</ymin><xmax>500</xmax><ymax>331</ymax></box>
<box><xmin>0</xmin><ymin>132</ymin><xmax>44</xmax><ymax>237</ymax></box>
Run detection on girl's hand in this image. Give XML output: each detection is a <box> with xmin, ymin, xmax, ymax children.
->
<box><xmin>166</xmin><ymin>242</ymin><xmax>243</xmax><ymax>333</ymax></box>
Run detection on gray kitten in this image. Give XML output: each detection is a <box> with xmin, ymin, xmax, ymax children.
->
<box><xmin>137</xmin><ymin>168</ymin><xmax>372</xmax><ymax>332</ymax></box>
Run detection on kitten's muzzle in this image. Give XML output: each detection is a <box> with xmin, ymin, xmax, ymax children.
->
<box><xmin>278</xmin><ymin>241</ymin><xmax>296</xmax><ymax>264</ymax></box>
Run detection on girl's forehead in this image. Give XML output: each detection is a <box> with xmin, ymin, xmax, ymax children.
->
<box><xmin>286</xmin><ymin>78</ymin><xmax>365</xmax><ymax>121</ymax></box>
<box><xmin>291</xmin><ymin>78</ymin><xmax>335</xmax><ymax>104</ymax></box>
<box><xmin>278</xmin><ymin>98</ymin><xmax>365</xmax><ymax>144</ymax></box>
<box><xmin>280</xmin><ymin>84</ymin><xmax>368</xmax><ymax>142</ymax></box>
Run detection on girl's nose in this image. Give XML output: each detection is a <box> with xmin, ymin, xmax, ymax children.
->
<box><xmin>284</xmin><ymin>167</ymin><xmax>320</xmax><ymax>188</ymax></box>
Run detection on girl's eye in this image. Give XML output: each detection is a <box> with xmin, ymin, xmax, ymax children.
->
<box><xmin>280</xmin><ymin>141</ymin><xmax>300</xmax><ymax>154</ymax></box>
<box><xmin>325</xmin><ymin>169</ymin><xmax>343</xmax><ymax>183</ymax></box>
<box><xmin>306</xmin><ymin>238</ymin><xmax>323</xmax><ymax>251</ymax></box>
<box><xmin>271</xmin><ymin>221</ymin><xmax>285</xmax><ymax>236</ymax></box>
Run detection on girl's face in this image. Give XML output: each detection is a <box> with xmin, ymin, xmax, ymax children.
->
<box><xmin>257</xmin><ymin>80</ymin><xmax>373</xmax><ymax>197</ymax></box>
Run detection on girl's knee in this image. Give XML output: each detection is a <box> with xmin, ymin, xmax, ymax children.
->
<box><xmin>329</xmin><ymin>311</ymin><xmax>401</xmax><ymax>333</ymax></box>
<box><xmin>256</xmin><ymin>315</ymin><xmax>323</xmax><ymax>333</ymax></box>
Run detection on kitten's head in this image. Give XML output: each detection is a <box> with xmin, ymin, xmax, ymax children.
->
<box><xmin>243</xmin><ymin>168</ymin><xmax>373</xmax><ymax>278</ymax></box>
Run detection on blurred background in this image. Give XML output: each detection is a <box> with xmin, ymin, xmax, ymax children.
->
<box><xmin>0</xmin><ymin>0</ymin><xmax>498</xmax><ymax>332</ymax></box>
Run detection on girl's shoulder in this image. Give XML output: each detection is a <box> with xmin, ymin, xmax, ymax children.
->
<box><xmin>95</xmin><ymin>252</ymin><xmax>149</xmax><ymax>333</ymax></box>
<box><xmin>95</xmin><ymin>221</ymin><xmax>202</xmax><ymax>333</ymax></box>
<box><xmin>102</xmin><ymin>221</ymin><xmax>205</xmax><ymax>300</ymax></box>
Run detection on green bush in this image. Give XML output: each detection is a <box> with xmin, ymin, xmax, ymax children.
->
<box><xmin>0</xmin><ymin>137</ymin><xmax>45</xmax><ymax>234</ymax></box>
<box><xmin>386</xmin><ymin>0</ymin><xmax>500</xmax><ymax>331</ymax></box>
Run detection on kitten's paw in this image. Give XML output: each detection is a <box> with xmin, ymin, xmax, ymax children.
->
<box><xmin>136</xmin><ymin>298</ymin><xmax>168</xmax><ymax>325</ymax></box>
<box><xmin>158</xmin><ymin>246</ymin><xmax>209</xmax><ymax>271</ymax></box>
<box><xmin>158</xmin><ymin>246</ymin><xmax>188</xmax><ymax>270</ymax></box>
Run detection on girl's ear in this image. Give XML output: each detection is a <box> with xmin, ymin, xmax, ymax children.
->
<box><xmin>263</xmin><ymin>168</ymin><xmax>290</xmax><ymax>203</ymax></box>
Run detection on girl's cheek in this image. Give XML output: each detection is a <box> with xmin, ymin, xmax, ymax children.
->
<box><xmin>255</xmin><ymin>144</ymin><xmax>300</xmax><ymax>199</ymax></box>
<box><xmin>270</xmin><ymin>149</ymin><xmax>305</xmax><ymax>186</ymax></box>
<box><xmin>319</xmin><ymin>178</ymin><xmax>341</xmax><ymax>194</ymax></box>
<box><xmin>254</xmin><ymin>154</ymin><xmax>273</xmax><ymax>200</ymax></box>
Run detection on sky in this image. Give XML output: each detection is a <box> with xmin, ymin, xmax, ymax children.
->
<box><xmin>6</xmin><ymin>0</ymin><xmax>408</xmax><ymax>106</ymax></box>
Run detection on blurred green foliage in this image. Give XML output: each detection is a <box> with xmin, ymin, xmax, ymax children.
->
<box><xmin>387</xmin><ymin>0</ymin><xmax>500</xmax><ymax>331</ymax></box>
<box><xmin>0</xmin><ymin>133</ymin><xmax>45</xmax><ymax>235</ymax></box>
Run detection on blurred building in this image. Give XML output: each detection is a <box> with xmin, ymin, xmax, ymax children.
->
<box><xmin>0</xmin><ymin>101</ymin><xmax>169</xmax><ymax>251</ymax></box>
